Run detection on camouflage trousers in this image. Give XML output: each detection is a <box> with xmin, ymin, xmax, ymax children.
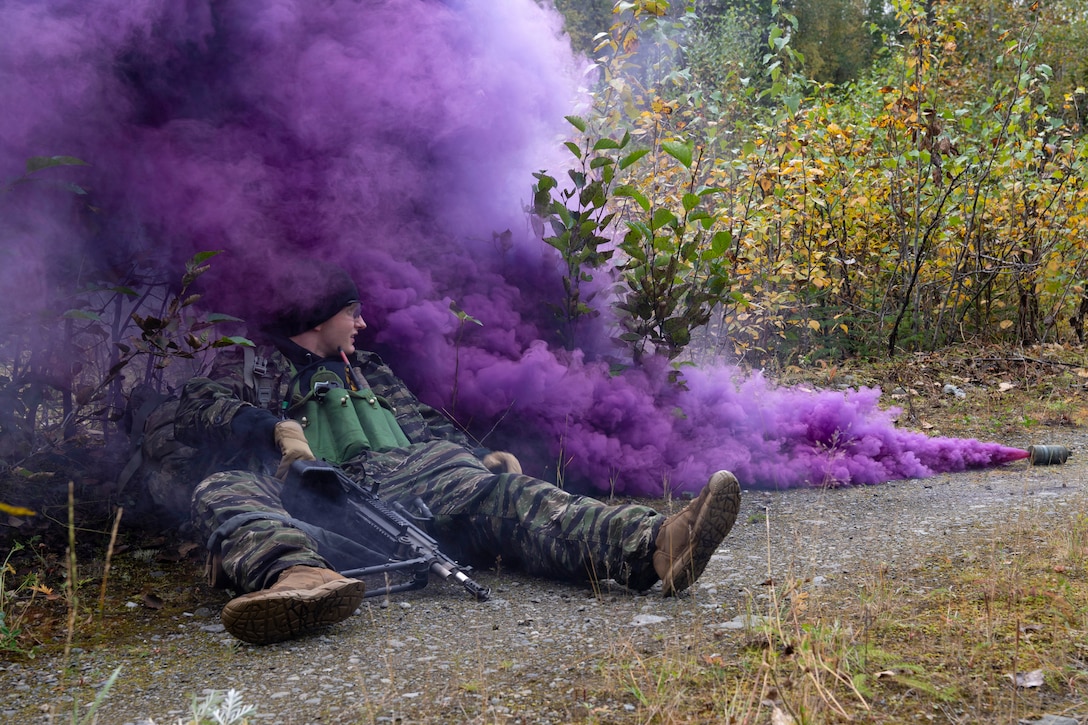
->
<box><xmin>191</xmin><ymin>440</ymin><xmax>664</xmax><ymax>593</ymax></box>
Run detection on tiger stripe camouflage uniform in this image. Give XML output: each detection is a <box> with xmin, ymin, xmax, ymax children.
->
<box><xmin>176</xmin><ymin>347</ymin><xmax>665</xmax><ymax>593</ymax></box>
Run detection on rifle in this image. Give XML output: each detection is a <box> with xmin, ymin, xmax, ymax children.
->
<box><xmin>285</xmin><ymin>459</ymin><xmax>490</xmax><ymax>602</ymax></box>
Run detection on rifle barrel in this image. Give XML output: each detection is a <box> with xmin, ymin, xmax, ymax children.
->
<box><xmin>292</xmin><ymin>459</ymin><xmax>490</xmax><ymax>602</ymax></box>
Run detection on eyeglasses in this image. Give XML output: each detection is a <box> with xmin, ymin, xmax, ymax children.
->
<box><xmin>342</xmin><ymin>302</ymin><xmax>363</xmax><ymax>320</ymax></box>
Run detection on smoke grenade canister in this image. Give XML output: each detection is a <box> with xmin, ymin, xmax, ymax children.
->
<box><xmin>1027</xmin><ymin>445</ymin><xmax>1072</xmax><ymax>465</ymax></box>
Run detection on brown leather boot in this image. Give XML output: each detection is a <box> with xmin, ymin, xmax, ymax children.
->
<box><xmin>653</xmin><ymin>471</ymin><xmax>740</xmax><ymax>596</ymax></box>
<box><xmin>220</xmin><ymin>565</ymin><xmax>366</xmax><ymax>645</ymax></box>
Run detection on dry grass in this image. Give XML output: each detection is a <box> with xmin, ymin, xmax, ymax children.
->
<box><xmin>577</xmin><ymin>506</ymin><xmax>1088</xmax><ymax>723</ymax></box>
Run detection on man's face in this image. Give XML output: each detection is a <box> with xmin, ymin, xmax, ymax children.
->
<box><xmin>310</xmin><ymin>302</ymin><xmax>367</xmax><ymax>357</ymax></box>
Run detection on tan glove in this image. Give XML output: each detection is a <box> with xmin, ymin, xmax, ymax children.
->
<box><xmin>481</xmin><ymin>451</ymin><xmax>522</xmax><ymax>474</ymax></box>
<box><xmin>274</xmin><ymin>420</ymin><xmax>315</xmax><ymax>480</ymax></box>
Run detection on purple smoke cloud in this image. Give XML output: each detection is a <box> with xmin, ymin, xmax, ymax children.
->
<box><xmin>0</xmin><ymin>0</ymin><xmax>1026</xmax><ymax>496</ymax></box>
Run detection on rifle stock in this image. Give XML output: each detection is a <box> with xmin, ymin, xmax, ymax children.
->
<box><xmin>287</xmin><ymin>459</ymin><xmax>490</xmax><ymax>601</ymax></box>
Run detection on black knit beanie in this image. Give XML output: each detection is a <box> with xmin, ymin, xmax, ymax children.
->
<box><xmin>264</xmin><ymin>263</ymin><xmax>360</xmax><ymax>338</ymax></box>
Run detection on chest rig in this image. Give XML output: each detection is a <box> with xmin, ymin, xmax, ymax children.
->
<box><xmin>288</xmin><ymin>360</ymin><xmax>410</xmax><ymax>464</ymax></box>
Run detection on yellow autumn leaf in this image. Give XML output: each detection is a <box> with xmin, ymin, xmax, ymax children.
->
<box><xmin>0</xmin><ymin>502</ymin><xmax>36</xmax><ymax>517</ymax></box>
<box><xmin>999</xmin><ymin>320</ymin><xmax>1015</xmax><ymax>329</ymax></box>
<box><xmin>807</xmin><ymin>320</ymin><xmax>820</xmax><ymax>331</ymax></box>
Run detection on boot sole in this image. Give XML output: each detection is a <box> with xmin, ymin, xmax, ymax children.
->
<box><xmin>662</xmin><ymin>471</ymin><xmax>741</xmax><ymax>596</ymax></box>
<box><xmin>221</xmin><ymin>578</ymin><xmax>367</xmax><ymax>645</ymax></box>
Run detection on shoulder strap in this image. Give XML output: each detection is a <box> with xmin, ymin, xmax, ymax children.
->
<box><xmin>243</xmin><ymin>346</ymin><xmax>274</xmax><ymax>407</ymax></box>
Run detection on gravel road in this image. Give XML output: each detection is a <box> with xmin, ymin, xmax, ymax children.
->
<box><xmin>1</xmin><ymin>427</ymin><xmax>1084</xmax><ymax>724</ymax></box>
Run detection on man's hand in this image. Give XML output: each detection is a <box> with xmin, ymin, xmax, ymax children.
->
<box><xmin>481</xmin><ymin>451</ymin><xmax>522</xmax><ymax>474</ymax></box>
<box><xmin>275</xmin><ymin>420</ymin><xmax>315</xmax><ymax>480</ymax></box>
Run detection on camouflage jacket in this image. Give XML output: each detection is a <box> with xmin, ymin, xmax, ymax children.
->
<box><xmin>174</xmin><ymin>345</ymin><xmax>477</xmax><ymax>472</ymax></box>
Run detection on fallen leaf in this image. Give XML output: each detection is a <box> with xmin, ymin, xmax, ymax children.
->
<box><xmin>771</xmin><ymin>706</ymin><xmax>796</xmax><ymax>725</ymax></box>
<box><xmin>0</xmin><ymin>502</ymin><xmax>36</xmax><ymax>517</ymax></box>
<box><xmin>998</xmin><ymin>382</ymin><xmax>1016</xmax><ymax>392</ymax></box>
<box><xmin>1007</xmin><ymin>669</ymin><xmax>1045</xmax><ymax>688</ymax></box>
<box><xmin>13</xmin><ymin>468</ymin><xmax>55</xmax><ymax>482</ymax></box>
